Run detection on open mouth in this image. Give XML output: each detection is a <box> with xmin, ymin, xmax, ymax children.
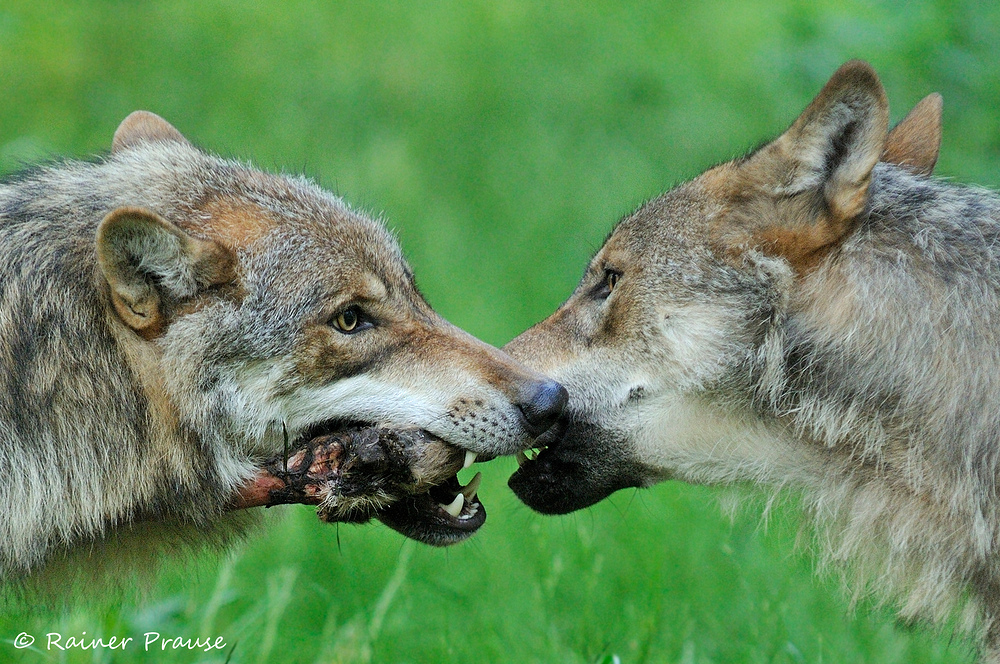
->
<box><xmin>376</xmin><ymin>470</ymin><xmax>486</xmax><ymax>546</ymax></box>
<box><xmin>288</xmin><ymin>420</ymin><xmax>488</xmax><ymax>546</ymax></box>
<box><xmin>506</xmin><ymin>444</ymin><xmax>551</xmax><ymax>496</ymax></box>
<box><xmin>507</xmin><ymin>441</ymin><xmax>595</xmax><ymax>515</ymax></box>
<box><xmin>505</xmin><ymin>418</ymin><xmax>566</xmax><ymax>504</ymax></box>
<box><xmin>509</xmin><ymin>416</ymin><xmax>564</xmax><ymax>473</ymax></box>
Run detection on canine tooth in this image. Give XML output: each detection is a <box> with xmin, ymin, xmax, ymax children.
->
<box><xmin>441</xmin><ymin>493</ymin><xmax>465</xmax><ymax>517</ymax></box>
<box><xmin>516</xmin><ymin>451</ymin><xmax>528</xmax><ymax>466</ymax></box>
<box><xmin>461</xmin><ymin>472</ymin><xmax>482</xmax><ymax>500</ymax></box>
<box><xmin>463</xmin><ymin>450</ymin><xmax>478</xmax><ymax>469</ymax></box>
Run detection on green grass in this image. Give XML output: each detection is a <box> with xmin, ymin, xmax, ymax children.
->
<box><xmin>2</xmin><ymin>1</ymin><xmax>999</xmax><ymax>662</ymax></box>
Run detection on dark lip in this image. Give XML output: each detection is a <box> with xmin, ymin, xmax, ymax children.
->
<box><xmin>508</xmin><ymin>443</ymin><xmax>608</xmax><ymax>515</ymax></box>
<box><xmin>376</xmin><ymin>475</ymin><xmax>486</xmax><ymax>546</ymax></box>
<box><xmin>505</xmin><ymin>416</ymin><xmax>568</xmax><ymax>484</ymax></box>
<box><xmin>507</xmin><ymin>417</ymin><xmax>647</xmax><ymax>515</ymax></box>
<box><xmin>533</xmin><ymin>417</ymin><xmax>569</xmax><ymax>447</ymax></box>
<box><xmin>507</xmin><ymin>444</ymin><xmax>576</xmax><ymax>514</ymax></box>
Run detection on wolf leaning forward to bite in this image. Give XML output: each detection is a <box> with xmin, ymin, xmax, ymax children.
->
<box><xmin>0</xmin><ymin>112</ymin><xmax>567</xmax><ymax>586</ymax></box>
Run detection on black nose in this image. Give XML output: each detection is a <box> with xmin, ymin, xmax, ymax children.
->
<box><xmin>517</xmin><ymin>379</ymin><xmax>569</xmax><ymax>437</ymax></box>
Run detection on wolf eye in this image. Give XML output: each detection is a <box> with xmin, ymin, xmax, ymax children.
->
<box><xmin>332</xmin><ymin>307</ymin><xmax>368</xmax><ymax>334</ymax></box>
<box><xmin>337</xmin><ymin>309</ymin><xmax>358</xmax><ymax>331</ymax></box>
<box><xmin>594</xmin><ymin>269</ymin><xmax>621</xmax><ymax>299</ymax></box>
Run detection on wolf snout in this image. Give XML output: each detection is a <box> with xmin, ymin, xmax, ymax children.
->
<box><xmin>515</xmin><ymin>378</ymin><xmax>569</xmax><ymax>437</ymax></box>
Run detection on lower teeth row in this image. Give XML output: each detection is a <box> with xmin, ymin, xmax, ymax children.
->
<box><xmin>441</xmin><ymin>492</ymin><xmax>464</xmax><ymax>517</ymax></box>
<box><xmin>439</xmin><ymin>471</ymin><xmax>482</xmax><ymax>517</ymax></box>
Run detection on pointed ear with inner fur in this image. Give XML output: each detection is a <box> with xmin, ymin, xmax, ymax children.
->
<box><xmin>881</xmin><ymin>93</ymin><xmax>942</xmax><ymax>176</ymax></box>
<box><xmin>725</xmin><ymin>60</ymin><xmax>890</xmax><ymax>269</ymax></box>
<box><xmin>96</xmin><ymin>207</ymin><xmax>235</xmax><ymax>339</ymax></box>
<box><xmin>771</xmin><ymin>60</ymin><xmax>889</xmax><ymax>221</ymax></box>
<box><xmin>112</xmin><ymin>111</ymin><xmax>191</xmax><ymax>153</ymax></box>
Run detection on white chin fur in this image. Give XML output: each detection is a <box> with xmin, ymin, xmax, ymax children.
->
<box><xmin>628</xmin><ymin>392</ymin><xmax>815</xmax><ymax>486</ymax></box>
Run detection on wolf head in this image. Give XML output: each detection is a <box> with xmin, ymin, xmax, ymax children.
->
<box><xmin>506</xmin><ymin>61</ymin><xmax>942</xmax><ymax>513</ymax></box>
<box><xmin>95</xmin><ymin>113</ymin><xmax>566</xmax><ymax>542</ymax></box>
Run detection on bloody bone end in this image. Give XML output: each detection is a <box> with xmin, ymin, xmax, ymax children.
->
<box><xmin>230</xmin><ymin>426</ymin><xmax>465</xmax><ymax>523</ymax></box>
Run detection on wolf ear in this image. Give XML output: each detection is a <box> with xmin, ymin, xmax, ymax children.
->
<box><xmin>881</xmin><ymin>93</ymin><xmax>942</xmax><ymax>176</ymax></box>
<box><xmin>96</xmin><ymin>207</ymin><xmax>235</xmax><ymax>339</ymax></box>
<box><xmin>773</xmin><ymin>60</ymin><xmax>889</xmax><ymax>221</ymax></box>
<box><xmin>733</xmin><ymin>61</ymin><xmax>889</xmax><ymax>268</ymax></box>
<box><xmin>112</xmin><ymin>111</ymin><xmax>191</xmax><ymax>153</ymax></box>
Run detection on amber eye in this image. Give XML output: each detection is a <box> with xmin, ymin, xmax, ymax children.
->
<box><xmin>605</xmin><ymin>269</ymin><xmax>620</xmax><ymax>293</ymax></box>
<box><xmin>330</xmin><ymin>306</ymin><xmax>374</xmax><ymax>334</ymax></box>
<box><xmin>334</xmin><ymin>307</ymin><xmax>359</xmax><ymax>333</ymax></box>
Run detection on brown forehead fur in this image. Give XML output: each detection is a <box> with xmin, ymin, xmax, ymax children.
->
<box><xmin>698</xmin><ymin>160</ymin><xmax>855</xmax><ymax>274</ymax></box>
<box><xmin>602</xmin><ymin>154</ymin><xmax>852</xmax><ymax>279</ymax></box>
<box><xmin>198</xmin><ymin>197</ymin><xmax>278</xmax><ymax>250</ymax></box>
<box><xmin>191</xmin><ymin>179</ymin><xmax>408</xmax><ymax>302</ymax></box>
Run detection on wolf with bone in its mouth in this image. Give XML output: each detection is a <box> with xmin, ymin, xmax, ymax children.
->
<box><xmin>0</xmin><ymin>111</ymin><xmax>566</xmax><ymax>582</ymax></box>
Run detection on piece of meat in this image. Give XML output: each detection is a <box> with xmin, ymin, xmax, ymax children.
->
<box><xmin>232</xmin><ymin>425</ymin><xmax>465</xmax><ymax>523</ymax></box>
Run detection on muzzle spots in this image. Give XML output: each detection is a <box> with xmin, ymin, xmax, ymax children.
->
<box><xmin>446</xmin><ymin>397</ymin><xmax>522</xmax><ymax>455</ymax></box>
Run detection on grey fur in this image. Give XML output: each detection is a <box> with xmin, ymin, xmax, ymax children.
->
<box><xmin>1</xmin><ymin>113</ymin><xmax>558</xmax><ymax>583</ymax></box>
<box><xmin>507</xmin><ymin>61</ymin><xmax>1000</xmax><ymax>660</ymax></box>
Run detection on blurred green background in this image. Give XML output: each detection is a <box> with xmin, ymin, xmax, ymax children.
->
<box><xmin>2</xmin><ymin>1</ymin><xmax>998</xmax><ymax>662</ymax></box>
